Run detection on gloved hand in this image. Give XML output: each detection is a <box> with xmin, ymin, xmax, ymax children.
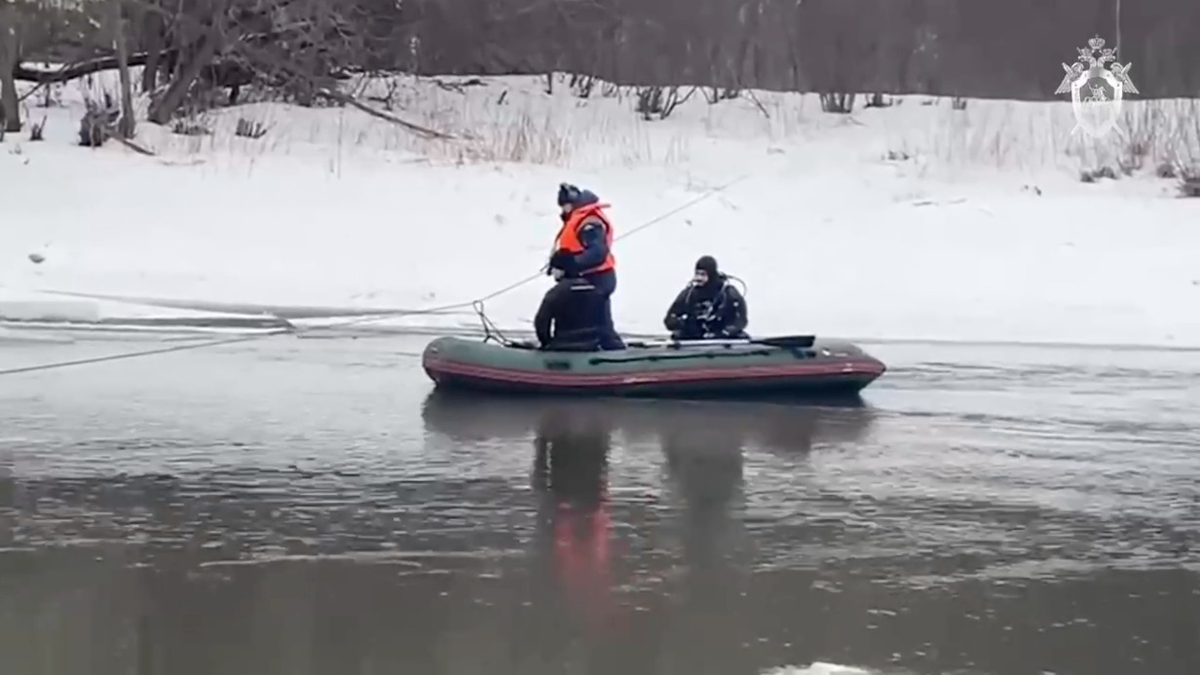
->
<box><xmin>547</xmin><ymin>249</ymin><xmax>577</xmax><ymax>276</ymax></box>
<box><xmin>664</xmin><ymin>315</ymin><xmax>683</xmax><ymax>331</ymax></box>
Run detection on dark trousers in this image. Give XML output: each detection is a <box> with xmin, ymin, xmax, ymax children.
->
<box><xmin>582</xmin><ymin>269</ymin><xmax>625</xmax><ymax>350</ymax></box>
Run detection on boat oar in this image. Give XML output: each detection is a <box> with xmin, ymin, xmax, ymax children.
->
<box><xmin>745</xmin><ymin>334</ymin><xmax>815</xmax><ymax>348</ymax></box>
<box><xmin>627</xmin><ymin>334</ymin><xmax>816</xmax><ymax>349</ymax></box>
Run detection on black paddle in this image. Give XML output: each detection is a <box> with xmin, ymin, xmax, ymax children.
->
<box><xmin>746</xmin><ymin>334</ymin><xmax>816</xmax><ymax>348</ymax></box>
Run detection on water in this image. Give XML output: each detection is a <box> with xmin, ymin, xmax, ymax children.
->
<box><xmin>2</xmin><ymin>332</ymin><xmax>1199</xmax><ymax>674</ymax></box>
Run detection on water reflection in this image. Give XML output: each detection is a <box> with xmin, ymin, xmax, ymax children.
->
<box><xmin>418</xmin><ymin>391</ymin><xmax>876</xmax><ymax>454</ymax></box>
<box><xmin>530</xmin><ymin>401</ymin><xmax>617</xmax><ymax>633</ymax></box>
<box><xmin>659</xmin><ymin>411</ymin><xmax>744</xmax><ymax>572</ymax></box>
<box><xmin>420</xmin><ymin>391</ymin><xmax>881</xmax><ymax>656</ymax></box>
<box><xmin>6</xmin><ymin>388</ymin><xmax>1200</xmax><ymax>674</ymax></box>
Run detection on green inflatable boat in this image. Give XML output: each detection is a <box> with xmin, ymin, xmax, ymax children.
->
<box><xmin>421</xmin><ymin>334</ymin><xmax>886</xmax><ymax>398</ymax></box>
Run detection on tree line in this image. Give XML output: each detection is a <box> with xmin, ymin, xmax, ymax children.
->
<box><xmin>2</xmin><ymin>0</ymin><xmax>1198</xmax><ymax>136</ymax></box>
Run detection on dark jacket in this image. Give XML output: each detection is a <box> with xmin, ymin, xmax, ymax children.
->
<box><xmin>663</xmin><ymin>275</ymin><xmax>748</xmax><ymax>339</ymax></box>
<box><xmin>572</xmin><ymin>220</ymin><xmax>610</xmax><ymax>274</ymax></box>
<box><xmin>561</xmin><ymin>189</ymin><xmax>612</xmax><ymax>275</ymax></box>
<box><xmin>535</xmin><ymin>277</ymin><xmax>607</xmax><ymax>351</ymax></box>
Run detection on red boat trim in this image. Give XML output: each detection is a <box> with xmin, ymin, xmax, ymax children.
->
<box><xmin>424</xmin><ymin>355</ymin><xmax>885</xmax><ymax>387</ymax></box>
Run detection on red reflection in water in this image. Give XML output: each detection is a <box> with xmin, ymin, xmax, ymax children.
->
<box><xmin>551</xmin><ymin>486</ymin><xmax>623</xmax><ymax>632</ymax></box>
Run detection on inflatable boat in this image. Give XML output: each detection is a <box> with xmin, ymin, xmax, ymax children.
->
<box><xmin>421</xmin><ymin>334</ymin><xmax>885</xmax><ymax>398</ymax></box>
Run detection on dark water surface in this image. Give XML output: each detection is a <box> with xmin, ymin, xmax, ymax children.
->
<box><xmin>2</xmin><ymin>332</ymin><xmax>1199</xmax><ymax>675</ymax></box>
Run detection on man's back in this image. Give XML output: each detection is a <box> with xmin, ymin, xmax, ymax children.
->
<box><xmin>535</xmin><ymin>278</ymin><xmax>606</xmax><ymax>351</ymax></box>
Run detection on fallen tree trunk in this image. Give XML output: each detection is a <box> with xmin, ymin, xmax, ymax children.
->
<box><xmin>15</xmin><ymin>51</ymin><xmax>158</xmax><ymax>84</ymax></box>
<box><xmin>110</xmin><ymin>132</ymin><xmax>156</xmax><ymax>155</ymax></box>
<box><xmin>13</xmin><ymin>30</ymin><xmax>287</xmax><ymax>86</ymax></box>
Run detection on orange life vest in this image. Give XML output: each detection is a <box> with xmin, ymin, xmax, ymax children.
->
<box><xmin>553</xmin><ymin>203</ymin><xmax>615</xmax><ymax>275</ymax></box>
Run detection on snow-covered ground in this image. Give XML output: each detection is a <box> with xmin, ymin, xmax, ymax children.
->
<box><xmin>2</xmin><ymin>71</ymin><xmax>1198</xmax><ymax>346</ymax></box>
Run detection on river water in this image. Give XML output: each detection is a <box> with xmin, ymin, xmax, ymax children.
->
<box><xmin>2</xmin><ymin>331</ymin><xmax>1199</xmax><ymax>675</ymax></box>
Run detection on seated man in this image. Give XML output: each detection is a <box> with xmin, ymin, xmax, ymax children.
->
<box><xmin>663</xmin><ymin>255</ymin><xmax>749</xmax><ymax>340</ymax></box>
<box><xmin>534</xmin><ymin>249</ymin><xmax>607</xmax><ymax>351</ymax></box>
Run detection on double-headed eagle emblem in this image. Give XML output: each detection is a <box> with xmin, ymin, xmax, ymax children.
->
<box><xmin>1054</xmin><ymin>35</ymin><xmax>1138</xmax><ymax>96</ymax></box>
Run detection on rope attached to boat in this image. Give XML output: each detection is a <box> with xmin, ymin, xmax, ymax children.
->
<box><xmin>473</xmin><ymin>301</ymin><xmax>516</xmax><ymax>347</ymax></box>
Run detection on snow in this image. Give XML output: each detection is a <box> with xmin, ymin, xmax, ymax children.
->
<box><xmin>762</xmin><ymin>665</ymin><xmax>875</xmax><ymax>675</ymax></box>
<box><xmin>2</xmin><ymin>71</ymin><xmax>1199</xmax><ymax>347</ymax></box>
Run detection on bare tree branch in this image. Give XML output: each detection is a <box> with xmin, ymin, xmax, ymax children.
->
<box><xmin>131</xmin><ymin>0</ymin><xmax>457</xmax><ymax>137</ymax></box>
<box><xmin>316</xmin><ymin>86</ymin><xmax>456</xmax><ymax>139</ymax></box>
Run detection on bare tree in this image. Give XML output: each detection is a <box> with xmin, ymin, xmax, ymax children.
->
<box><xmin>143</xmin><ymin>0</ymin><xmax>215</xmax><ymax>123</ymax></box>
<box><xmin>0</xmin><ymin>1</ymin><xmax>22</xmax><ymax>132</ymax></box>
<box><xmin>134</xmin><ymin>1</ymin><xmax>166</xmax><ymax>92</ymax></box>
<box><xmin>110</xmin><ymin>0</ymin><xmax>136</xmax><ymax>137</ymax></box>
<box><xmin>7</xmin><ymin>0</ymin><xmax>1200</xmax><ymax>131</ymax></box>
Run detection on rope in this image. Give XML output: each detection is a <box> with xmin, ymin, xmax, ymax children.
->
<box><xmin>306</xmin><ymin>171</ymin><xmax>752</xmax><ymax>331</ymax></box>
<box><xmin>0</xmin><ymin>330</ymin><xmax>289</xmax><ymax>377</ymax></box>
<box><xmin>0</xmin><ymin>172</ymin><xmax>751</xmax><ymax>377</ymax></box>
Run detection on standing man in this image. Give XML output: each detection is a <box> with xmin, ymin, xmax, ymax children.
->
<box><xmin>550</xmin><ymin>183</ymin><xmax>626</xmax><ymax>350</ymax></box>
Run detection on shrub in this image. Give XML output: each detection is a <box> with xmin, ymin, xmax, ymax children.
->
<box><xmin>235</xmin><ymin>117</ymin><xmax>268</xmax><ymax>139</ymax></box>
<box><xmin>819</xmin><ymin>92</ymin><xmax>855</xmax><ymax>113</ymax></box>
<box><xmin>78</xmin><ymin>94</ymin><xmax>120</xmax><ymax>147</ymax></box>
<box><xmin>635</xmin><ymin>86</ymin><xmax>696</xmax><ymax>120</ymax></box>
<box><xmin>29</xmin><ymin>116</ymin><xmax>46</xmax><ymax>141</ymax></box>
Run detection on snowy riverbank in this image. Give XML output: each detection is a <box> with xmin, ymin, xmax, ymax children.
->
<box><xmin>2</xmin><ymin>73</ymin><xmax>1198</xmax><ymax>347</ymax></box>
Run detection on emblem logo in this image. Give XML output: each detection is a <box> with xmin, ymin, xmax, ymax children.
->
<box><xmin>1054</xmin><ymin>35</ymin><xmax>1138</xmax><ymax>138</ymax></box>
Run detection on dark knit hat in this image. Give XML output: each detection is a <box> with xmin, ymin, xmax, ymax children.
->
<box><xmin>557</xmin><ymin>183</ymin><xmax>600</xmax><ymax>208</ymax></box>
<box><xmin>557</xmin><ymin>183</ymin><xmax>581</xmax><ymax>206</ymax></box>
